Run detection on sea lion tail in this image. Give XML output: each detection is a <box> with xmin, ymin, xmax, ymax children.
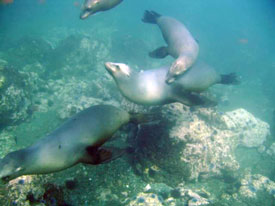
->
<box><xmin>220</xmin><ymin>73</ymin><xmax>240</xmax><ymax>85</ymax></box>
<box><xmin>142</xmin><ymin>10</ymin><xmax>161</xmax><ymax>24</ymax></box>
<box><xmin>129</xmin><ymin>112</ymin><xmax>160</xmax><ymax>124</ymax></box>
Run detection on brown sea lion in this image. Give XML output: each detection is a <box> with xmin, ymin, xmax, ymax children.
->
<box><xmin>0</xmin><ymin>105</ymin><xmax>148</xmax><ymax>182</ymax></box>
<box><xmin>104</xmin><ymin>62</ymin><xmax>236</xmax><ymax>107</ymax></box>
<box><xmin>142</xmin><ymin>10</ymin><xmax>199</xmax><ymax>84</ymax></box>
<box><xmin>80</xmin><ymin>0</ymin><xmax>123</xmax><ymax>19</ymax></box>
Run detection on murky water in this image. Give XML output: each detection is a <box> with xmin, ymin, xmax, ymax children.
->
<box><xmin>0</xmin><ymin>0</ymin><xmax>274</xmax><ymax>205</ymax></box>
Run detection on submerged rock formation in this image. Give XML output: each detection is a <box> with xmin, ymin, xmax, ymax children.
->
<box><xmin>0</xmin><ymin>61</ymin><xmax>38</xmax><ymax>127</ymax></box>
<box><xmin>132</xmin><ymin>104</ymin><xmax>270</xmax><ymax>183</ymax></box>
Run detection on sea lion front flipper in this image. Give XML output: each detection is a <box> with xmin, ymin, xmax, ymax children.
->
<box><xmin>149</xmin><ymin>46</ymin><xmax>169</xmax><ymax>59</ymax></box>
<box><xmin>81</xmin><ymin>146</ymin><xmax>127</xmax><ymax>165</ymax></box>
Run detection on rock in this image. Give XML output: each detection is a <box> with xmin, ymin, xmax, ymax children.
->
<box><xmin>44</xmin><ymin>34</ymin><xmax>112</xmax><ymax>79</ymax></box>
<box><xmin>128</xmin><ymin>192</ymin><xmax>164</xmax><ymax>206</ymax></box>
<box><xmin>164</xmin><ymin>184</ymin><xmax>211</xmax><ymax>206</ymax></box>
<box><xmin>6</xmin><ymin>175</ymin><xmax>52</xmax><ymax>206</ymax></box>
<box><xmin>166</xmin><ymin>105</ymin><xmax>240</xmax><ymax>181</ymax></box>
<box><xmin>187</xmin><ymin>189</ymin><xmax>210</xmax><ymax>206</ymax></box>
<box><xmin>1</xmin><ymin>36</ymin><xmax>53</xmax><ymax>69</ymax></box>
<box><xmin>0</xmin><ymin>64</ymin><xmax>37</xmax><ymax>127</ymax></box>
<box><xmin>266</xmin><ymin>143</ymin><xmax>275</xmax><ymax>158</ymax></box>
<box><xmin>221</xmin><ymin>109</ymin><xmax>270</xmax><ymax>148</ymax></box>
<box><xmin>43</xmin><ymin>77</ymin><xmax>119</xmax><ymax>120</ymax></box>
<box><xmin>145</xmin><ymin>183</ymin><xmax>173</xmax><ymax>200</ymax></box>
<box><xmin>163</xmin><ymin>106</ymin><xmax>270</xmax><ymax>181</ymax></box>
<box><xmin>237</xmin><ymin>171</ymin><xmax>275</xmax><ymax>203</ymax></box>
<box><xmin>0</xmin><ymin>128</ymin><xmax>16</xmax><ymax>158</ymax></box>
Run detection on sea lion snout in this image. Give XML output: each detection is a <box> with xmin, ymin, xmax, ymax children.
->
<box><xmin>165</xmin><ymin>75</ymin><xmax>175</xmax><ymax>84</ymax></box>
<box><xmin>80</xmin><ymin>0</ymin><xmax>123</xmax><ymax>20</ymax></box>
<box><xmin>80</xmin><ymin>11</ymin><xmax>92</xmax><ymax>19</ymax></box>
<box><xmin>166</xmin><ymin>61</ymin><xmax>185</xmax><ymax>83</ymax></box>
<box><xmin>0</xmin><ymin>161</ymin><xmax>13</xmax><ymax>183</ymax></box>
<box><xmin>105</xmin><ymin>62</ymin><xmax>131</xmax><ymax>77</ymax></box>
<box><xmin>104</xmin><ymin>62</ymin><xmax>116</xmax><ymax>72</ymax></box>
<box><xmin>1</xmin><ymin>175</ymin><xmax>11</xmax><ymax>184</ymax></box>
<box><xmin>80</xmin><ymin>0</ymin><xmax>99</xmax><ymax>19</ymax></box>
<box><xmin>0</xmin><ymin>151</ymin><xmax>27</xmax><ymax>183</ymax></box>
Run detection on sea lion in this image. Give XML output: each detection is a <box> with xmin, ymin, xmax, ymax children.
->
<box><xmin>104</xmin><ymin>62</ymin><xmax>234</xmax><ymax>107</ymax></box>
<box><xmin>0</xmin><ymin>105</ymin><xmax>147</xmax><ymax>182</ymax></box>
<box><xmin>80</xmin><ymin>0</ymin><xmax>123</xmax><ymax>19</ymax></box>
<box><xmin>174</xmin><ymin>61</ymin><xmax>240</xmax><ymax>92</ymax></box>
<box><xmin>142</xmin><ymin>10</ymin><xmax>199</xmax><ymax>84</ymax></box>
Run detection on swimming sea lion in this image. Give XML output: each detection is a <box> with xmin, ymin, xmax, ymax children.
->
<box><xmin>174</xmin><ymin>61</ymin><xmax>240</xmax><ymax>92</ymax></box>
<box><xmin>0</xmin><ymin>105</ymin><xmax>148</xmax><ymax>182</ymax></box>
<box><xmin>142</xmin><ymin>10</ymin><xmax>199</xmax><ymax>84</ymax></box>
<box><xmin>80</xmin><ymin>0</ymin><xmax>123</xmax><ymax>19</ymax></box>
<box><xmin>104</xmin><ymin>62</ymin><xmax>228</xmax><ymax>107</ymax></box>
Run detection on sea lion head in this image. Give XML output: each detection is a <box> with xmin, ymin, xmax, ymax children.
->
<box><xmin>80</xmin><ymin>0</ymin><xmax>102</xmax><ymax>19</ymax></box>
<box><xmin>105</xmin><ymin>62</ymin><xmax>132</xmax><ymax>81</ymax></box>
<box><xmin>166</xmin><ymin>56</ymin><xmax>191</xmax><ymax>84</ymax></box>
<box><xmin>0</xmin><ymin>150</ymin><xmax>26</xmax><ymax>183</ymax></box>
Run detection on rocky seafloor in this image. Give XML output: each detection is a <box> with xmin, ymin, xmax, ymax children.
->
<box><xmin>0</xmin><ymin>29</ymin><xmax>274</xmax><ymax>206</ymax></box>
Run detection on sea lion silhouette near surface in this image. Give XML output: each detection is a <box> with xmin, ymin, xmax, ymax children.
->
<box><xmin>142</xmin><ymin>10</ymin><xmax>199</xmax><ymax>84</ymax></box>
<box><xmin>80</xmin><ymin>0</ymin><xmax>123</xmax><ymax>19</ymax></box>
<box><xmin>105</xmin><ymin>61</ymin><xmax>238</xmax><ymax>107</ymax></box>
<box><xmin>0</xmin><ymin>105</ymin><xmax>148</xmax><ymax>182</ymax></box>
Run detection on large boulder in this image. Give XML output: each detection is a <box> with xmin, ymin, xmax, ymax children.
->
<box><xmin>44</xmin><ymin>34</ymin><xmax>112</xmax><ymax>79</ymax></box>
<box><xmin>220</xmin><ymin>108</ymin><xmax>270</xmax><ymax>148</ymax></box>
<box><xmin>131</xmin><ymin>104</ymin><xmax>270</xmax><ymax>183</ymax></box>
<box><xmin>0</xmin><ymin>62</ymin><xmax>39</xmax><ymax>127</ymax></box>
<box><xmin>1</xmin><ymin>37</ymin><xmax>53</xmax><ymax>69</ymax></box>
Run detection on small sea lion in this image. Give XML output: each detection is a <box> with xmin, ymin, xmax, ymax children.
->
<box><xmin>104</xmin><ymin>62</ymin><xmax>229</xmax><ymax>107</ymax></box>
<box><xmin>0</xmin><ymin>105</ymin><xmax>148</xmax><ymax>182</ymax></box>
<box><xmin>142</xmin><ymin>10</ymin><xmax>199</xmax><ymax>84</ymax></box>
<box><xmin>80</xmin><ymin>0</ymin><xmax>123</xmax><ymax>19</ymax></box>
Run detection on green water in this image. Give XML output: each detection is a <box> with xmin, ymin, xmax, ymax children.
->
<box><xmin>0</xmin><ymin>0</ymin><xmax>274</xmax><ymax>205</ymax></box>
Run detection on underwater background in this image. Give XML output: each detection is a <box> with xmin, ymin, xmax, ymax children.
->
<box><xmin>0</xmin><ymin>0</ymin><xmax>275</xmax><ymax>205</ymax></box>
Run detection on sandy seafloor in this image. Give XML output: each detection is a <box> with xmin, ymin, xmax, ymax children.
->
<box><xmin>0</xmin><ymin>0</ymin><xmax>275</xmax><ymax>205</ymax></box>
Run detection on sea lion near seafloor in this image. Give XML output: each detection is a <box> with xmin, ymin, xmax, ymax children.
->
<box><xmin>105</xmin><ymin>61</ymin><xmax>238</xmax><ymax>107</ymax></box>
<box><xmin>0</xmin><ymin>105</ymin><xmax>149</xmax><ymax>182</ymax></box>
<box><xmin>80</xmin><ymin>0</ymin><xmax>123</xmax><ymax>19</ymax></box>
<box><xmin>142</xmin><ymin>10</ymin><xmax>199</xmax><ymax>84</ymax></box>
<box><xmin>105</xmin><ymin>61</ymin><xmax>239</xmax><ymax>106</ymax></box>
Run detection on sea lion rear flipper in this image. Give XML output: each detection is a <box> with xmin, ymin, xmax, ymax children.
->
<box><xmin>142</xmin><ymin>10</ymin><xmax>161</xmax><ymax>24</ymax></box>
<box><xmin>220</xmin><ymin>73</ymin><xmax>240</xmax><ymax>85</ymax></box>
<box><xmin>172</xmin><ymin>88</ymin><xmax>217</xmax><ymax>107</ymax></box>
<box><xmin>81</xmin><ymin>146</ymin><xmax>128</xmax><ymax>165</ymax></box>
<box><xmin>149</xmin><ymin>46</ymin><xmax>169</xmax><ymax>59</ymax></box>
